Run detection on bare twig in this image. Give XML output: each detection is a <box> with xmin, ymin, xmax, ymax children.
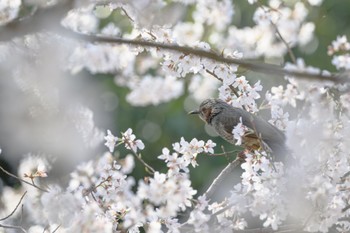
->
<box><xmin>234</xmin><ymin>224</ymin><xmax>303</xmax><ymax>233</ymax></box>
<box><xmin>0</xmin><ymin>223</ymin><xmax>27</xmax><ymax>233</ymax></box>
<box><xmin>342</xmin><ymin>205</ymin><xmax>350</xmax><ymax>213</ymax></box>
<box><xmin>341</xmin><ymin>170</ymin><xmax>350</xmax><ymax>180</ymax></box>
<box><xmin>135</xmin><ymin>153</ymin><xmax>156</xmax><ymax>174</ymax></box>
<box><xmin>204</xmin><ymin>157</ymin><xmax>242</xmax><ymax>199</ymax></box>
<box><xmin>257</xmin><ymin>1</ymin><xmax>297</xmax><ymax>64</ymax></box>
<box><xmin>0</xmin><ymin>166</ymin><xmax>48</xmax><ymax>192</ymax></box>
<box><xmin>206</xmin><ymin>149</ymin><xmax>241</xmax><ymax>157</ymax></box>
<box><xmin>120</xmin><ymin>7</ymin><xmax>135</xmax><ymax>22</ymax></box>
<box><xmin>273</xmin><ymin>24</ymin><xmax>297</xmax><ymax>64</ymax></box>
<box><xmin>0</xmin><ymin>191</ymin><xmax>27</xmax><ymax>221</ymax></box>
<box><xmin>212</xmin><ymin>203</ymin><xmax>234</xmax><ymax>216</ymax></box>
<box><xmin>52</xmin><ymin>224</ymin><xmax>61</xmax><ymax>233</ymax></box>
<box><xmin>125</xmin><ymin>142</ymin><xmax>156</xmax><ymax>174</ymax></box>
<box><xmin>205</xmin><ymin>69</ymin><xmax>241</xmax><ymax>98</ymax></box>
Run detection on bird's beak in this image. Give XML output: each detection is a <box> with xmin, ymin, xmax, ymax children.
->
<box><xmin>188</xmin><ymin>110</ymin><xmax>200</xmax><ymax>115</ymax></box>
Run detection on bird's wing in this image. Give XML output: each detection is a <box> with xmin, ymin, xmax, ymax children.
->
<box><xmin>217</xmin><ymin>107</ymin><xmax>243</xmax><ymax>134</ymax></box>
<box><xmin>220</xmin><ymin>107</ymin><xmax>286</xmax><ymax>152</ymax></box>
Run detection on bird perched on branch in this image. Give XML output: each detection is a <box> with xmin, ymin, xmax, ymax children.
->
<box><xmin>189</xmin><ymin>99</ymin><xmax>286</xmax><ymax>155</ymax></box>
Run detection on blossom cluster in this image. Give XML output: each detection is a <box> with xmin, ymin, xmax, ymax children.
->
<box><xmin>158</xmin><ymin>137</ymin><xmax>216</xmax><ymax>173</ymax></box>
<box><xmin>223</xmin><ymin>0</ymin><xmax>316</xmax><ymax>58</ymax></box>
<box><xmin>328</xmin><ymin>35</ymin><xmax>350</xmax><ymax>70</ymax></box>
<box><xmin>0</xmin><ymin>132</ymin><xmax>217</xmax><ymax>233</ymax></box>
<box><xmin>208</xmin><ymin>152</ymin><xmax>286</xmax><ymax>231</ymax></box>
<box><xmin>104</xmin><ymin>128</ymin><xmax>145</xmax><ymax>153</ymax></box>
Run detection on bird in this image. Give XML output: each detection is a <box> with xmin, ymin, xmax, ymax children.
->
<box><xmin>189</xmin><ymin>98</ymin><xmax>286</xmax><ymax>156</ymax></box>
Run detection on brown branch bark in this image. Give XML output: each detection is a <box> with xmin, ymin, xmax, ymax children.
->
<box><xmin>69</xmin><ymin>32</ymin><xmax>346</xmax><ymax>83</ymax></box>
<box><xmin>0</xmin><ymin>2</ymin><xmax>347</xmax><ymax>84</ymax></box>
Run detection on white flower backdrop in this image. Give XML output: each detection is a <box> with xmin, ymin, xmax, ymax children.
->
<box><xmin>0</xmin><ymin>0</ymin><xmax>350</xmax><ymax>232</ymax></box>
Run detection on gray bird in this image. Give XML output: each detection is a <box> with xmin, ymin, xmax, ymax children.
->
<box><xmin>189</xmin><ymin>98</ymin><xmax>286</xmax><ymax>155</ymax></box>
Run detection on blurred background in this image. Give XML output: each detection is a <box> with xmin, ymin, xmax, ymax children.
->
<box><xmin>1</xmin><ymin>0</ymin><xmax>350</xmax><ymax>194</ymax></box>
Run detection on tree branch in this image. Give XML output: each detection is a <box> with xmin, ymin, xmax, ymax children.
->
<box><xmin>0</xmin><ymin>191</ymin><xmax>27</xmax><ymax>221</ymax></box>
<box><xmin>125</xmin><ymin>141</ymin><xmax>156</xmax><ymax>174</ymax></box>
<box><xmin>0</xmin><ymin>223</ymin><xmax>27</xmax><ymax>233</ymax></box>
<box><xmin>0</xmin><ymin>1</ymin><xmax>72</xmax><ymax>41</ymax></box>
<box><xmin>204</xmin><ymin>157</ymin><xmax>242</xmax><ymax>200</ymax></box>
<box><xmin>0</xmin><ymin>166</ymin><xmax>48</xmax><ymax>192</ymax></box>
<box><xmin>0</xmin><ymin>1</ymin><xmax>347</xmax><ymax>84</ymax></box>
<box><xmin>235</xmin><ymin>224</ymin><xmax>304</xmax><ymax>233</ymax></box>
<box><xmin>68</xmin><ymin>32</ymin><xmax>346</xmax><ymax>83</ymax></box>
<box><xmin>257</xmin><ymin>0</ymin><xmax>297</xmax><ymax>64</ymax></box>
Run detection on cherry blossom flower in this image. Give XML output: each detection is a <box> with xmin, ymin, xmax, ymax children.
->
<box><xmin>18</xmin><ymin>154</ymin><xmax>51</xmax><ymax>179</ymax></box>
<box><xmin>232</xmin><ymin>117</ymin><xmax>248</xmax><ymax>146</ymax></box>
<box><xmin>61</xmin><ymin>6</ymin><xmax>99</xmax><ymax>33</ymax></box>
<box><xmin>121</xmin><ymin>128</ymin><xmax>145</xmax><ymax>153</ymax></box>
<box><xmin>104</xmin><ymin>130</ymin><xmax>118</xmax><ymax>153</ymax></box>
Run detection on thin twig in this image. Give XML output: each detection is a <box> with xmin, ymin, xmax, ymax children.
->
<box><xmin>120</xmin><ymin>7</ymin><xmax>135</xmax><ymax>22</ymax></box>
<box><xmin>0</xmin><ymin>191</ymin><xmax>27</xmax><ymax>221</ymax></box>
<box><xmin>342</xmin><ymin>205</ymin><xmax>350</xmax><ymax>213</ymax></box>
<box><xmin>212</xmin><ymin>203</ymin><xmax>234</xmax><ymax>216</ymax></box>
<box><xmin>257</xmin><ymin>1</ymin><xmax>297</xmax><ymax>63</ymax></box>
<box><xmin>341</xmin><ymin>170</ymin><xmax>350</xmax><ymax>180</ymax></box>
<box><xmin>125</xmin><ymin>141</ymin><xmax>156</xmax><ymax>174</ymax></box>
<box><xmin>234</xmin><ymin>224</ymin><xmax>302</xmax><ymax>233</ymax></box>
<box><xmin>52</xmin><ymin>224</ymin><xmax>61</xmax><ymax>233</ymax></box>
<box><xmin>0</xmin><ymin>166</ymin><xmax>48</xmax><ymax>192</ymax></box>
<box><xmin>206</xmin><ymin>149</ymin><xmax>241</xmax><ymax>157</ymax></box>
<box><xmin>0</xmin><ymin>223</ymin><xmax>27</xmax><ymax>233</ymax></box>
<box><xmin>135</xmin><ymin>153</ymin><xmax>156</xmax><ymax>174</ymax></box>
<box><xmin>204</xmin><ymin>157</ymin><xmax>241</xmax><ymax>199</ymax></box>
<box><xmin>273</xmin><ymin>24</ymin><xmax>297</xmax><ymax>64</ymax></box>
<box><xmin>205</xmin><ymin>69</ymin><xmax>241</xmax><ymax>98</ymax></box>
<box><xmin>180</xmin><ymin>157</ymin><xmax>242</xmax><ymax>230</ymax></box>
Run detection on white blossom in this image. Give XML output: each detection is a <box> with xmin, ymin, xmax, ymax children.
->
<box><xmin>173</xmin><ymin>22</ymin><xmax>204</xmax><ymax>46</ymax></box>
<box><xmin>0</xmin><ymin>0</ymin><xmax>21</xmax><ymax>26</ymax></box>
<box><xmin>126</xmin><ymin>75</ymin><xmax>184</xmax><ymax>106</ymax></box>
<box><xmin>104</xmin><ymin>130</ymin><xmax>118</xmax><ymax>153</ymax></box>
<box><xmin>232</xmin><ymin>117</ymin><xmax>248</xmax><ymax>146</ymax></box>
<box><xmin>61</xmin><ymin>6</ymin><xmax>99</xmax><ymax>33</ymax></box>
<box><xmin>121</xmin><ymin>128</ymin><xmax>145</xmax><ymax>153</ymax></box>
<box><xmin>18</xmin><ymin>154</ymin><xmax>51</xmax><ymax>179</ymax></box>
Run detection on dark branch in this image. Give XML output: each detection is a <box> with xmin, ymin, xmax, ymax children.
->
<box><xmin>0</xmin><ymin>191</ymin><xmax>27</xmax><ymax>221</ymax></box>
<box><xmin>0</xmin><ymin>166</ymin><xmax>48</xmax><ymax>192</ymax></box>
<box><xmin>67</xmin><ymin>32</ymin><xmax>347</xmax><ymax>83</ymax></box>
<box><xmin>0</xmin><ymin>1</ymin><xmax>347</xmax><ymax>84</ymax></box>
<box><xmin>0</xmin><ymin>1</ymin><xmax>72</xmax><ymax>41</ymax></box>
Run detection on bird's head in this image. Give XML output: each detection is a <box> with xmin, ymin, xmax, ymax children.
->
<box><xmin>189</xmin><ymin>98</ymin><xmax>226</xmax><ymax>124</ymax></box>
